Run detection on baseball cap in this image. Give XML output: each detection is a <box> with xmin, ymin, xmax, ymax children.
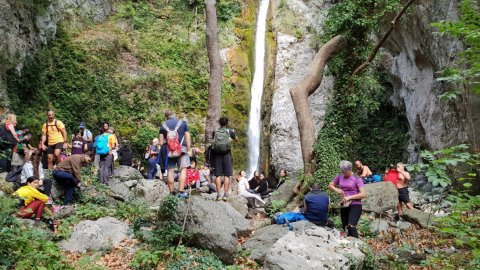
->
<box><xmin>79</xmin><ymin>122</ymin><xmax>86</xmax><ymax>129</ymax></box>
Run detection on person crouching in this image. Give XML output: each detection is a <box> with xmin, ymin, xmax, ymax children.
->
<box><xmin>14</xmin><ymin>176</ymin><xmax>48</xmax><ymax>221</ymax></box>
<box><xmin>52</xmin><ymin>152</ymin><xmax>92</xmax><ymax>205</ymax></box>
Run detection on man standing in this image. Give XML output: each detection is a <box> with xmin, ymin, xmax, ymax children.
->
<box><xmin>52</xmin><ymin>152</ymin><xmax>91</xmax><ymax>204</ymax></box>
<box><xmin>396</xmin><ymin>162</ymin><xmax>413</xmax><ymax>216</ymax></box>
<box><xmin>303</xmin><ymin>183</ymin><xmax>333</xmax><ymax>227</ymax></box>
<box><xmin>40</xmin><ymin>110</ymin><xmax>68</xmax><ymax>169</ymax></box>
<box><xmin>159</xmin><ymin>110</ymin><xmax>191</xmax><ymax>198</ymax></box>
<box><xmin>79</xmin><ymin>122</ymin><xmax>93</xmax><ymax>143</ymax></box>
<box><xmin>97</xmin><ymin>122</ymin><xmax>115</xmax><ymax>185</ymax></box>
<box><xmin>211</xmin><ymin>117</ymin><xmax>238</xmax><ymax>201</ymax></box>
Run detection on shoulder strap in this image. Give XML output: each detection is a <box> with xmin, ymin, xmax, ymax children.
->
<box><xmin>162</xmin><ymin>122</ymin><xmax>171</xmax><ymax>132</ymax></box>
<box><xmin>173</xmin><ymin>120</ymin><xmax>183</xmax><ymax>132</ymax></box>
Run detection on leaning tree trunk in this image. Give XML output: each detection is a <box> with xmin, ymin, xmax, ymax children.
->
<box><xmin>290</xmin><ymin>35</ymin><xmax>345</xmax><ymax>176</ymax></box>
<box><xmin>204</xmin><ymin>0</ymin><xmax>223</xmax><ymax>145</ymax></box>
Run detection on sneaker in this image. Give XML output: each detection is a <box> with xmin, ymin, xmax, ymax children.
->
<box><xmin>170</xmin><ymin>191</ymin><xmax>177</xmax><ymax>196</ymax></box>
<box><xmin>177</xmin><ymin>192</ymin><xmax>189</xmax><ymax>199</ymax></box>
<box><xmin>222</xmin><ymin>194</ymin><xmax>229</xmax><ymax>202</ymax></box>
<box><xmin>46</xmin><ymin>197</ymin><xmax>53</xmax><ymax>205</ymax></box>
<box><xmin>52</xmin><ymin>206</ymin><xmax>65</xmax><ymax>213</ymax></box>
<box><xmin>215</xmin><ymin>194</ymin><xmax>222</xmax><ymax>201</ymax></box>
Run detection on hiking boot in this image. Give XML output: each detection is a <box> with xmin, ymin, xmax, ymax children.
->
<box><xmin>178</xmin><ymin>192</ymin><xmax>189</xmax><ymax>199</ymax></box>
<box><xmin>169</xmin><ymin>191</ymin><xmax>177</xmax><ymax>196</ymax></box>
<box><xmin>222</xmin><ymin>194</ymin><xmax>229</xmax><ymax>202</ymax></box>
<box><xmin>215</xmin><ymin>194</ymin><xmax>222</xmax><ymax>201</ymax></box>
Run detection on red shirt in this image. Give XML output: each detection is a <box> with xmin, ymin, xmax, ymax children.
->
<box><xmin>186</xmin><ymin>168</ymin><xmax>200</xmax><ymax>186</ymax></box>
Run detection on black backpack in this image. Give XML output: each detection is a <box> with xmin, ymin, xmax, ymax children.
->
<box><xmin>0</xmin><ymin>125</ymin><xmax>17</xmax><ymax>150</ymax></box>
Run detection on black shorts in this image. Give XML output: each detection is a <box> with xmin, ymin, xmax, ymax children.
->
<box><xmin>398</xmin><ymin>187</ymin><xmax>410</xmax><ymax>204</ymax></box>
<box><xmin>47</xmin><ymin>142</ymin><xmax>64</xmax><ymax>154</ymax></box>
<box><xmin>213</xmin><ymin>152</ymin><xmax>233</xmax><ymax>177</ymax></box>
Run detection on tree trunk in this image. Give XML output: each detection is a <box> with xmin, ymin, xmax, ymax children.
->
<box><xmin>290</xmin><ymin>35</ymin><xmax>345</xmax><ymax>175</ymax></box>
<box><xmin>204</xmin><ymin>0</ymin><xmax>223</xmax><ymax>145</ymax></box>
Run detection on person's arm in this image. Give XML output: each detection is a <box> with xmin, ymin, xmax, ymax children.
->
<box><xmin>185</xmin><ymin>131</ymin><xmax>191</xmax><ymax>154</ymax></box>
<box><xmin>86</xmin><ymin>131</ymin><xmax>93</xmax><ymax>143</ymax></box>
<box><xmin>328</xmin><ymin>177</ymin><xmax>345</xmax><ymax>197</ymax></box>
<box><xmin>71</xmin><ymin>158</ymin><xmax>82</xmax><ymax>182</ymax></box>
<box><xmin>159</xmin><ymin>133</ymin><xmax>165</xmax><ymax>146</ymax></box>
<box><xmin>7</xmin><ymin>124</ymin><xmax>20</xmax><ymax>142</ymax></box>
<box><xmin>83</xmin><ymin>141</ymin><xmax>88</xmax><ymax>152</ymax></box>
<box><xmin>61</xmin><ymin>127</ymin><xmax>68</xmax><ymax>149</ymax></box>
<box><xmin>398</xmin><ymin>170</ymin><xmax>411</xmax><ymax>182</ymax></box>
<box><xmin>31</xmin><ymin>188</ymin><xmax>49</xmax><ymax>203</ymax></box>
<box><xmin>344</xmin><ymin>187</ymin><xmax>367</xmax><ymax>201</ymax></box>
<box><xmin>40</xmin><ymin>124</ymin><xmax>47</xmax><ymax>150</ymax></box>
<box><xmin>230</xmin><ymin>129</ymin><xmax>239</xmax><ymax>143</ymax></box>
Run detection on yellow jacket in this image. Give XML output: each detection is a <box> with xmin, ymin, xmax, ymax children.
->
<box><xmin>13</xmin><ymin>185</ymin><xmax>48</xmax><ymax>206</ymax></box>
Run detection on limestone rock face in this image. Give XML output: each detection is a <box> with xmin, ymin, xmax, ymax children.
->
<box><xmin>263</xmin><ymin>225</ymin><xmax>365</xmax><ymax>270</ymax></box>
<box><xmin>243</xmin><ymin>224</ymin><xmax>290</xmax><ymax>264</ymax></box>
<box><xmin>269</xmin><ymin>0</ymin><xmax>334</xmax><ymax>173</ymax></box>
<box><xmin>60</xmin><ymin>217</ymin><xmax>129</xmax><ymax>252</ymax></box>
<box><xmin>0</xmin><ymin>0</ymin><xmax>113</xmax><ymax>111</ymax></box>
<box><xmin>168</xmin><ymin>197</ymin><xmax>251</xmax><ymax>264</ymax></box>
<box><xmin>380</xmin><ymin>0</ymin><xmax>480</xmax><ymax>162</ymax></box>
<box><xmin>363</xmin><ymin>182</ymin><xmax>399</xmax><ymax>213</ymax></box>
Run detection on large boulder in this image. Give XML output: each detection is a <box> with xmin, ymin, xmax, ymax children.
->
<box><xmin>134</xmin><ymin>179</ymin><xmax>169</xmax><ymax>206</ymax></box>
<box><xmin>113</xmin><ymin>165</ymin><xmax>144</xmax><ymax>182</ymax></box>
<box><xmin>363</xmin><ymin>182</ymin><xmax>399</xmax><ymax>213</ymax></box>
<box><xmin>265</xmin><ymin>179</ymin><xmax>298</xmax><ymax>213</ymax></box>
<box><xmin>168</xmin><ymin>197</ymin><xmax>251</xmax><ymax>264</ymax></box>
<box><xmin>227</xmin><ymin>195</ymin><xmax>249</xmax><ymax>217</ymax></box>
<box><xmin>264</xmin><ymin>226</ymin><xmax>365</xmax><ymax>270</ymax></box>
<box><xmin>243</xmin><ymin>224</ymin><xmax>290</xmax><ymax>264</ymax></box>
<box><xmin>60</xmin><ymin>217</ymin><xmax>129</xmax><ymax>252</ymax></box>
<box><xmin>401</xmin><ymin>208</ymin><xmax>433</xmax><ymax>228</ymax></box>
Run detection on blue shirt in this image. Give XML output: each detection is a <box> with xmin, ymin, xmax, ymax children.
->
<box><xmin>304</xmin><ymin>190</ymin><xmax>329</xmax><ymax>222</ymax></box>
<box><xmin>159</xmin><ymin>117</ymin><xmax>189</xmax><ymax>147</ymax></box>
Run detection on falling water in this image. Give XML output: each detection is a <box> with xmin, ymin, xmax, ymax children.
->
<box><xmin>246</xmin><ymin>0</ymin><xmax>269</xmax><ymax>179</ymax></box>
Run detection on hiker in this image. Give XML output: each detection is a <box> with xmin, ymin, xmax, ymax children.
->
<box><xmin>159</xmin><ymin>110</ymin><xmax>192</xmax><ymax>198</ymax></box>
<box><xmin>40</xmin><ymin>110</ymin><xmax>68</xmax><ymax>169</ymax></box>
<box><xmin>21</xmin><ymin>149</ymin><xmax>52</xmax><ymax>201</ymax></box>
<box><xmin>71</xmin><ymin>132</ymin><xmax>88</xmax><ymax>155</ymax></box>
<box><xmin>0</xmin><ymin>113</ymin><xmax>24</xmax><ymax>172</ymax></box>
<box><xmin>396</xmin><ymin>162</ymin><xmax>413</xmax><ymax>216</ymax></box>
<box><xmin>146</xmin><ymin>138</ymin><xmax>160</xmax><ymax>179</ymax></box>
<box><xmin>355</xmin><ymin>160</ymin><xmax>373</xmax><ymax>183</ymax></box>
<box><xmin>157</xmin><ymin>141</ymin><xmax>169</xmax><ymax>179</ymax></box>
<box><xmin>15</xmin><ymin>125</ymin><xmax>33</xmax><ymax>158</ymax></box>
<box><xmin>79</xmin><ymin>122</ymin><xmax>93</xmax><ymax>143</ymax></box>
<box><xmin>97</xmin><ymin>122</ymin><xmax>115</xmax><ymax>185</ymax></box>
<box><xmin>237</xmin><ymin>170</ymin><xmax>265</xmax><ymax>207</ymax></box>
<box><xmin>248</xmin><ymin>171</ymin><xmax>260</xmax><ymax>190</ymax></box>
<box><xmin>256</xmin><ymin>173</ymin><xmax>273</xmax><ymax>197</ymax></box>
<box><xmin>211</xmin><ymin>117</ymin><xmax>238</xmax><ymax>201</ymax></box>
<box><xmin>92</xmin><ymin>127</ymin><xmax>103</xmax><ymax>172</ymax></box>
<box><xmin>118</xmin><ymin>143</ymin><xmax>133</xmax><ymax>166</ymax></box>
<box><xmin>108</xmin><ymin>127</ymin><xmax>119</xmax><ymax>176</ymax></box>
<box><xmin>275</xmin><ymin>168</ymin><xmax>288</xmax><ymax>189</ymax></box>
<box><xmin>185</xmin><ymin>160</ymin><xmax>200</xmax><ymax>189</ymax></box>
<box><xmin>198</xmin><ymin>163</ymin><xmax>216</xmax><ymax>192</ymax></box>
<box><xmin>52</xmin><ymin>152</ymin><xmax>91</xmax><ymax>204</ymax></box>
<box><xmin>384</xmin><ymin>164</ymin><xmax>399</xmax><ymax>186</ymax></box>
<box><xmin>328</xmin><ymin>160</ymin><xmax>367</xmax><ymax>238</ymax></box>
<box><xmin>303</xmin><ymin>183</ymin><xmax>333</xmax><ymax>227</ymax></box>
<box><xmin>13</xmin><ymin>176</ymin><xmax>49</xmax><ymax>220</ymax></box>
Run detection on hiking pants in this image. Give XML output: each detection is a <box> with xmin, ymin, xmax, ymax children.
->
<box><xmin>241</xmin><ymin>192</ymin><xmax>265</xmax><ymax>205</ymax></box>
<box><xmin>147</xmin><ymin>157</ymin><xmax>157</xmax><ymax>179</ymax></box>
<box><xmin>52</xmin><ymin>170</ymin><xmax>77</xmax><ymax>205</ymax></box>
<box><xmin>340</xmin><ymin>204</ymin><xmax>362</xmax><ymax>238</ymax></box>
<box><xmin>18</xmin><ymin>199</ymin><xmax>45</xmax><ymax>219</ymax></box>
<box><xmin>99</xmin><ymin>154</ymin><xmax>113</xmax><ymax>185</ymax></box>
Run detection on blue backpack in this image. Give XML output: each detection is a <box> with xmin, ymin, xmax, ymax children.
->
<box><xmin>95</xmin><ymin>134</ymin><xmax>110</xmax><ymax>155</ymax></box>
<box><xmin>273</xmin><ymin>212</ymin><xmax>305</xmax><ymax>225</ymax></box>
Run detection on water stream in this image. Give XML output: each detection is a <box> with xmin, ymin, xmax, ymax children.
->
<box><xmin>246</xmin><ymin>0</ymin><xmax>269</xmax><ymax>179</ymax></box>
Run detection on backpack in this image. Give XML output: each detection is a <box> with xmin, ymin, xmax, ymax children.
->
<box><xmin>272</xmin><ymin>212</ymin><xmax>305</xmax><ymax>225</ymax></box>
<box><xmin>384</xmin><ymin>169</ymin><xmax>399</xmax><ymax>186</ymax></box>
<box><xmin>212</xmin><ymin>128</ymin><xmax>231</xmax><ymax>154</ymax></box>
<box><xmin>95</xmin><ymin>134</ymin><xmax>111</xmax><ymax>155</ymax></box>
<box><xmin>162</xmin><ymin>120</ymin><xmax>184</xmax><ymax>158</ymax></box>
<box><xmin>0</xmin><ymin>125</ymin><xmax>17</xmax><ymax>149</ymax></box>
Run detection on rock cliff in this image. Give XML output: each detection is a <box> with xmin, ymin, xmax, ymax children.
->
<box><xmin>381</xmin><ymin>0</ymin><xmax>480</xmax><ymax>161</ymax></box>
<box><xmin>0</xmin><ymin>0</ymin><xmax>113</xmax><ymax>113</ymax></box>
<box><xmin>269</xmin><ymin>0</ymin><xmax>334</xmax><ymax>173</ymax></box>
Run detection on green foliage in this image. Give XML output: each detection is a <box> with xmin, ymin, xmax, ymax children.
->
<box><xmin>0</xmin><ymin>196</ymin><xmax>72</xmax><ymax>269</ymax></box>
<box><xmin>432</xmin><ymin>0</ymin><xmax>480</xmax><ymax>95</ymax></box>
<box><xmin>77</xmin><ymin>203</ymin><xmax>115</xmax><ymax>220</ymax></box>
<box><xmin>267</xmin><ymin>199</ymin><xmax>287</xmax><ymax>216</ymax></box>
<box><xmin>217</xmin><ymin>0</ymin><xmax>243</xmax><ymax>22</ymax></box>
<box><xmin>130</xmin><ymin>249</ymin><xmax>163</xmax><ymax>270</ymax></box>
<box><xmin>114</xmin><ymin>200</ymin><xmax>149</xmax><ymax>221</ymax></box>
<box><xmin>406</xmin><ymin>144</ymin><xmax>474</xmax><ymax>187</ymax></box>
<box><xmin>357</xmin><ymin>216</ymin><xmax>376</xmax><ymax>239</ymax></box>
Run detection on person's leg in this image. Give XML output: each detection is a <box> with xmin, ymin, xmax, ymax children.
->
<box><xmin>347</xmin><ymin>204</ymin><xmax>362</xmax><ymax>238</ymax></box>
<box><xmin>147</xmin><ymin>157</ymin><xmax>156</xmax><ymax>179</ymax></box>
<box><xmin>41</xmin><ymin>179</ymin><xmax>53</xmax><ymax>197</ymax></box>
<box><xmin>223</xmin><ymin>153</ymin><xmax>232</xmax><ymax>197</ymax></box>
<box><xmin>177</xmin><ymin>154</ymin><xmax>189</xmax><ymax>193</ymax></box>
<box><xmin>223</xmin><ymin>176</ymin><xmax>230</xmax><ymax>197</ymax></box>
<box><xmin>207</xmin><ymin>183</ymin><xmax>217</xmax><ymax>192</ymax></box>
<box><xmin>53</xmin><ymin>147</ymin><xmax>62</xmax><ymax>167</ymax></box>
<box><xmin>54</xmin><ymin>170</ymin><xmax>77</xmax><ymax>204</ymax></box>
<box><xmin>99</xmin><ymin>155</ymin><xmax>106</xmax><ymax>184</ymax></box>
<box><xmin>215</xmin><ymin>176</ymin><xmax>222</xmax><ymax>199</ymax></box>
<box><xmin>167</xmin><ymin>168</ymin><xmax>175</xmax><ymax>193</ymax></box>
<box><xmin>34</xmin><ymin>200</ymin><xmax>46</xmax><ymax>219</ymax></box>
<box><xmin>242</xmin><ymin>192</ymin><xmax>265</xmax><ymax>205</ymax></box>
<box><xmin>340</xmin><ymin>207</ymin><xmax>349</xmax><ymax>233</ymax></box>
<box><xmin>104</xmin><ymin>154</ymin><xmax>113</xmax><ymax>184</ymax></box>
<box><xmin>397</xmin><ymin>201</ymin><xmax>403</xmax><ymax>216</ymax></box>
<box><xmin>47</xmin><ymin>154</ymin><xmax>54</xmax><ymax>169</ymax></box>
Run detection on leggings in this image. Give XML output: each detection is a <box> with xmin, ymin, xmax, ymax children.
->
<box><xmin>340</xmin><ymin>204</ymin><xmax>362</xmax><ymax>238</ymax></box>
<box><xmin>99</xmin><ymin>154</ymin><xmax>113</xmax><ymax>184</ymax></box>
<box><xmin>18</xmin><ymin>200</ymin><xmax>45</xmax><ymax>219</ymax></box>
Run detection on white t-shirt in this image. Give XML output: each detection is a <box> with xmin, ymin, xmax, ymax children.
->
<box><xmin>238</xmin><ymin>177</ymin><xmax>249</xmax><ymax>195</ymax></box>
<box><xmin>21</xmin><ymin>161</ymin><xmax>44</xmax><ymax>183</ymax></box>
<box><xmin>82</xmin><ymin>129</ymin><xmax>93</xmax><ymax>142</ymax></box>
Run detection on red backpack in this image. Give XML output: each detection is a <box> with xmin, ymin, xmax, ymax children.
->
<box><xmin>384</xmin><ymin>169</ymin><xmax>399</xmax><ymax>186</ymax></box>
<box><xmin>162</xmin><ymin>120</ymin><xmax>184</xmax><ymax>158</ymax></box>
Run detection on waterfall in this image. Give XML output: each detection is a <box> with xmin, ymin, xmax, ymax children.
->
<box><xmin>246</xmin><ymin>0</ymin><xmax>269</xmax><ymax>179</ymax></box>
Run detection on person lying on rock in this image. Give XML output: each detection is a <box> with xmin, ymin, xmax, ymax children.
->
<box><xmin>13</xmin><ymin>176</ymin><xmax>49</xmax><ymax>221</ymax></box>
<box><xmin>303</xmin><ymin>183</ymin><xmax>334</xmax><ymax>227</ymax></box>
<box><xmin>328</xmin><ymin>160</ymin><xmax>367</xmax><ymax>238</ymax></box>
<box><xmin>52</xmin><ymin>152</ymin><xmax>92</xmax><ymax>205</ymax></box>
<box><xmin>236</xmin><ymin>170</ymin><xmax>265</xmax><ymax>207</ymax></box>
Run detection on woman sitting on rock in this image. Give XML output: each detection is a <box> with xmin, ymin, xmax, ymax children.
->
<box><xmin>237</xmin><ymin>170</ymin><xmax>265</xmax><ymax>207</ymax></box>
<box><xmin>21</xmin><ymin>149</ymin><xmax>53</xmax><ymax>203</ymax></box>
<box><xmin>14</xmin><ymin>176</ymin><xmax>49</xmax><ymax>221</ymax></box>
<box><xmin>328</xmin><ymin>160</ymin><xmax>367</xmax><ymax>238</ymax></box>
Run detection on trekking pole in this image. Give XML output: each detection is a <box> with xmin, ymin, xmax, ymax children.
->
<box><xmin>176</xmin><ymin>185</ymin><xmax>193</xmax><ymax>249</ymax></box>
